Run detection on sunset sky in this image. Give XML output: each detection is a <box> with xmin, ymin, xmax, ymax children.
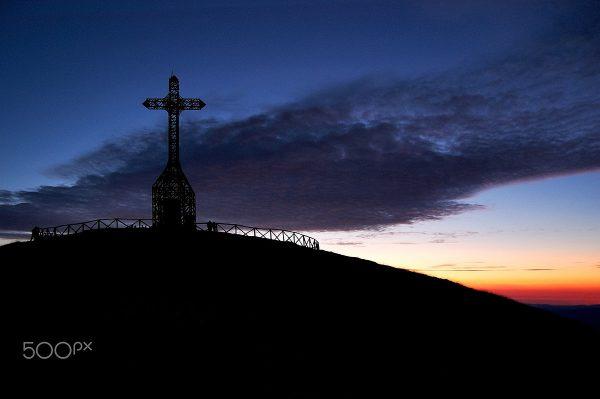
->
<box><xmin>319</xmin><ymin>172</ymin><xmax>600</xmax><ymax>304</ymax></box>
<box><xmin>1</xmin><ymin>1</ymin><xmax>599</xmax><ymax>304</ymax></box>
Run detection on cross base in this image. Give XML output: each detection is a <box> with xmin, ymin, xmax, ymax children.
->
<box><xmin>152</xmin><ymin>164</ymin><xmax>196</xmax><ymax>230</ymax></box>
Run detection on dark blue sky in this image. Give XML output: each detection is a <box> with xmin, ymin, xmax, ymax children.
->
<box><xmin>1</xmin><ymin>0</ymin><xmax>599</xmax><ymax>233</ymax></box>
<box><xmin>0</xmin><ymin>0</ymin><xmax>572</xmax><ymax>190</ymax></box>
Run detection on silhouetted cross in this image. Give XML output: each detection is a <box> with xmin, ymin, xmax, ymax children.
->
<box><xmin>143</xmin><ymin>75</ymin><xmax>205</xmax><ymax>166</ymax></box>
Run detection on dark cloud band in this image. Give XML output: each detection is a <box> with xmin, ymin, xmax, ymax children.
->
<box><xmin>1</xmin><ymin>21</ymin><xmax>599</xmax><ymax>233</ymax></box>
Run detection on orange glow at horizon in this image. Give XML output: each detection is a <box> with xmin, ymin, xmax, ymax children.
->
<box><xmin>419</xmin><ymin>260</ymin><xmax>600</xmax><ymax>304</ymax></box>
<box><xmin>319</xmin><ymin>229</ymin><xmax>600</xmax><ymax>305</ymax></box>
<box><xmin>404</xmin><ymin>262</ymin><xmax>600</xmax><ymax>305</ymax></box>
<box><xmin>470</xmin><ymin>284</ymin><xmax>600</xmax><ymax>305</ymax></box>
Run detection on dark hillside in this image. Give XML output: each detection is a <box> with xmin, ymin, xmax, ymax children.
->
<box><xmin>4</xmin><ymin>230</ymin><xmax>597</xmax><ymax>394</ymax></box>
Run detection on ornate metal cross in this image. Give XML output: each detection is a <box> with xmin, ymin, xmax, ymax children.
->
<box><xmin>143</xmin><ymin>75</ymin><xmax>205</xmax><ymax>229</ymax></box>
<box><xmin>143</xmin><ymin>75</ymin><xmax>205</xmax><ymax>166</ymax></box>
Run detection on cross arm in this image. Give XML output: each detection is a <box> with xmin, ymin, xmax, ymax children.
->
<box><xmin>179</xmin><ymin>98</ymin><xmax>206</xmax><ymax>110</ymax></box>
<box><xmin>143</xmin><ymin>98</ymin><xmax>168</xmax><ymax>110</ymax></box>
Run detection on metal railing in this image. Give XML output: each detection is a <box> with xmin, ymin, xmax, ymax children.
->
<box><xmin>37</xmin><ymin>218</ymin><xmax>319</xmax><ymax>250</ymax></box>
<box><xmin>38</xmin><ymin>218</ymin><xmax>153</xmax><ymax>238</ymax></box>
<box><xmin>196</xmin><ymin>222</ymin><xmax>319</xmax><ymax>250</ymax></box>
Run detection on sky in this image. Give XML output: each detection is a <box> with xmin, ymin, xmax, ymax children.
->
<box><xmin>1</xmin><ymin>0</ymin><xmax>599</xmax><ymax>304</ymax></box>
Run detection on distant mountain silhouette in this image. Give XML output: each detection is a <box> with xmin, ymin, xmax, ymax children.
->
<box><xmin>535</xmin><ymin>304</ymin><xmax>600</xmax><ymax>331</ymax></box>
<box><xmin>5</xmin><ymin>230</ymin><xmax>598</xmax><ymax>394</ymax></box>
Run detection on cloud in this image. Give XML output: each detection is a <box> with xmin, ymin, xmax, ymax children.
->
<box><xmin>413</xmin><ymin>268</ymin><xmax>503</xmax><ymax>272</ymax></box>
<box><xmin>1</xmin><ymin>14</ymin><xmax>600</xmax><ymax>233</ymax></box>
<box><xmin>329</xmin><ymin>241</ymin><xmax>364</xmax><ymax>246</ymax></box>
<box><xmin>0</xmin><ymin>230</ymin><xmax>30</xmax><ymax>239</ymax></box>
<box><xmin>424</xmin><ymin>264</ymin><xmax>507</xmax><ymax>272</ymax></box>
<box><xmin>429</xmin><ymin>239</ymin><xmax>457</xmax><ymax>244</ymax></box>
<box><xmin>0</xmin><ymin>190</ymin><xmax>15</xmax><ymax>204</ymax></box>
<box><xmin>522</xmin><ymin>268</ymin><xmax>556</xmax><ymax>271</ymax></box>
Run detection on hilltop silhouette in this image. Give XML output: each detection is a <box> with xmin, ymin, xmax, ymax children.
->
<box><xmin>5</xmin><ymin>230</ymin><xmax>598</xmax><ymax>394</ymax></box>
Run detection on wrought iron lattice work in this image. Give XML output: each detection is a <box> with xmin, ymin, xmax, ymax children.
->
<box><xmin>36</xmin><ymin>219</ymin><xmax>320</xmax><ymax>250</ymax></box>
<box><xmin>143</xmin><ymin>75</ymin><xmax>205</xmax><ymax>229</ymax></box>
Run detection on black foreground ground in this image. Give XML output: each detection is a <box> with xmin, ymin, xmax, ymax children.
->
<box><xmin>4</xmin><ymin>229</ymin><xmax>598</xmax><ymax>395</ymax></box>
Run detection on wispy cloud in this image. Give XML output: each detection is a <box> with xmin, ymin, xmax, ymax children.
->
<box><xmin>432</xmin><ymin>263</ymin><xmax>456</xmax><ymax>268</ymax></box>
<box><xmin>423</xmin><ymin>264</ymin><xmax>507</xmax><ymax>272</ymax></box>
<box><xmin>522</xmin><ymin>268</ymin><xmax>556</xmax><ymax>271</ymax></box>
<box><xmin>0</xmin><ymin>230</ymin><xmax>30</xmax><ymax>239</ymax></box>
<box><xmin>413</xmin><ymin>268</ymin><xmax>503</xmax><ymax>272</ymax></box>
